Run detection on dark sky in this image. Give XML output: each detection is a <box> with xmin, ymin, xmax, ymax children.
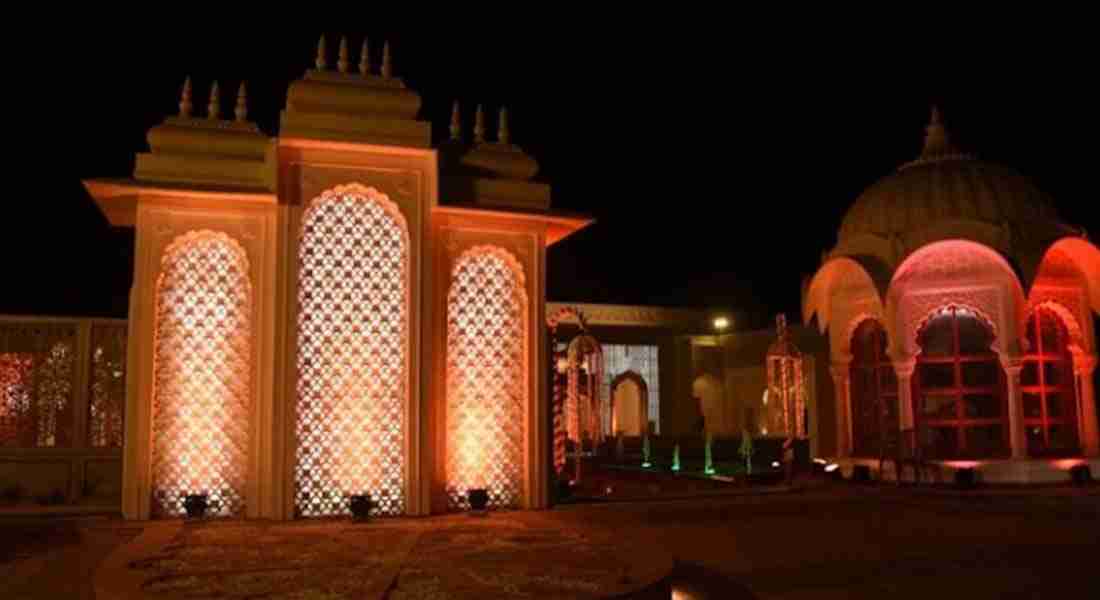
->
<box><xmin>6</xmin><ymin>29</ymin><xmax>1098</xmax><ymax>329</ymax></box>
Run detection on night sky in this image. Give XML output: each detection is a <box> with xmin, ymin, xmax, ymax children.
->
<box><xmin>7</xmin><ymin>30</ymin><xmax>1098</xmax><ymax>330</ymax></box>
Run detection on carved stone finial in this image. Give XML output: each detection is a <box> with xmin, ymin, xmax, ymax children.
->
<box><xmin>359</xmin><ymin>37</ymin><xmax>370</xmax><ymax>75</ymax></box>
<box><xmin>449</xmin><ymin>101</ymin><xmax>462</xmax><ymax>141</ymax></box>
<box><xmin>498</xmin><ymin>106</ymin><xmax>510</xmax><ymax>145</ymax></box>
<box><xmin>921</xmin><ymin>104</ymin><xmax>953</xmax><ymax>158</ymax></box>
<box><xmin>382</xmin><ymin>41</ymin><xmax>392</xmax><ymax>78</ymax></box>
<box><xmin>179</xmin><ymin>76</ymin><xmax>193</xmax><ymax>118</ymax></box>
<box><xmin>315</xmin><ymin>35</ymin><xmax>327</xmax><ymax>70</ymax></box>
<box><xmin>234</xmin><ymin>82</ymin><xmax>248</xmax><ymax>122</ymax></box>
<box><xmin>207</xmin><ymin>81</ymin><xmax>221</xmax><ymax>120</ymax></box>
<box><xmin>474</xmin><ymin>104</ymin><xmax>485</xmax><ymax>143</ymax></box>
<box><xmin>776</xmin><ymin>313</ymin><xmax>788</xmax><ymax>338</ymax></box>
<box><xmin>338</xmin><ymin>36</ymin><xmax>350</xmax><ymax>73</ymax></box>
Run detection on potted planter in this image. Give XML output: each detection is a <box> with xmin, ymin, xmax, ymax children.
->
<box><xmin>349</xmin><ymin>494</ymin><xmax>374</xmax><ymax>521</ymax></box>
<box><xmin>468</xmin><ymin>488</ymin><xmax>489</xmax><ymax>512</ymax></box>
<box><xmin>183</xmin><ymin>493</ymin><xmax>209</xmax><ymax>519</ymax></box>
<box><xmin>1069</xmin><ymin>465</ymin><xmax>1091</xmax><ymax>487</ymax></box>
<box><xmin>954</xmin><ymin>467</ymin><xmax>978</xmax><ymax>490</ymax></box>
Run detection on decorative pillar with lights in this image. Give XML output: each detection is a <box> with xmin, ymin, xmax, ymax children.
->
<box><xmin>1077</xmin><ymin>355</ymin><xmax>1099</xmax><ymax>457</ymax></box>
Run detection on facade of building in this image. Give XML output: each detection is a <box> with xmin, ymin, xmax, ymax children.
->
<box><xmin>805</xmin><ymin>108</ymin><xmax>1100</xmax><ymax>482</ymax></box>
<box><xmin>78</xmin><ymin>39</ymin><xmax>591</xmax><ymax>520</ymax></box>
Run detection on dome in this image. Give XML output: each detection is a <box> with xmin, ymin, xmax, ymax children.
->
<box><xmin>834</xmin><ymin>108</ymin><xmax>1074</xmax><ymax>270</ymax></box>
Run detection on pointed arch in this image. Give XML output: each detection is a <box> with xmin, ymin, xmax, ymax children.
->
<box><xmin>609</xmin><ymin>370</ymin><xmax>649</xmax><ymax>436</ymax></box>
<box><xmin>446</xmin><ymin>245</ymin><xmax>528</xmax><ymax>511</ymax></box>
<box><xmin>295</xmin><ymin>184</ymin><xmax>411</xmax><ymax>517</ymax></box>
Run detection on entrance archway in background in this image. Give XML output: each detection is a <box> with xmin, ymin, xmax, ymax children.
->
<box><xmin>692</xmin><ymin>374</ymin><xmax>723</xmax><ymax>435</ymax></box>
<box><xmin>610</xmin><ymin>371</ymin><xmax>648</xmax><ymax>436</ymax></box>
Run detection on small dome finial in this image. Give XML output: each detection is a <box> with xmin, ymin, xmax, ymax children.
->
<box><xmin>382</xmin><ymin>41</ymin><xmax>393</xmax><ymax>78</ymax></box>
<box><xmin>474</xmin><ymin>104</ymin><xmax>485</xmax><ymax>143</ymax></box>
<box><xmin>207</xmin><ymin>81</ymin><xmax>221</xmax><ymax>120</ymax></box>
<box><xmin>179</xmin><ymin>76</ymin><xmax>193</xmax><ymax>118</ymax></box>
<box><xmin>338</xmin><ymin>36</ymin><xmax>350</xmax><ymax>73</ymax></box>
<box><xmin>359</xmin><ymin>37</ymin><xmax>371</xmax><ymax>75</ymax></box>
<box><xmin>498</xmin><ymin>107</ymin><xmax>510</xmax><ymax>145</ymax></box>
<box><xmin>234</xmin><ymin>82</ymin><xmax>248</xmax><ymax>122</ymax></box>
<box><xmin>449</xmin><ymin>101</ymin><xmax>462</xmax><ymax>141</ymax></box>
<box><xmin>315</xmin><ymin>35</ymin><xmax>328</xmax><ymax>70</ymax></box>
<box><xmin>921</xmin><ymin>104</ymin><xmax>953</xmax><ymax>159</ymax></box>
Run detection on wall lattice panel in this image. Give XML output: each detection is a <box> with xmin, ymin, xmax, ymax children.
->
<box><xmin>295</xmin><ymin>187</ymin><xmax>409</xmax><ymax>517</ymax></box>
<box><xmin>0</xmin><ymin>353</ymin><xmax>34</xmax><ymax>447</ymax></box>
<box><xmin>88</xmin><ymin>324</ymin><xmax>127</xmax><ymax>448</ymax></box>
<box><xmin>151</xmin><ymin>231</ymin><xmax>252</xmax><ymax>518</ymax></box>
<box><xmin>446</xmin><ymin>246</ymin><xmax>527</xmax><ymax>511</ymax></box>
<box><xmin>0</xmin><ymin>323</ymin><xmax>77</xmax><ymax>448</ymax></box>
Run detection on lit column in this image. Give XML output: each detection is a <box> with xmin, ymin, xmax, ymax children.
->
<box><xmin>829</xmin><ymin>357</ymin><xmax>852</xmax><ymax>457</ymax></box>
<box><xmin>1001</xmin><ymin>358</ymin><xmax>1026</xmax><ymax>459</ymax></box>
<box><xmin>1077</xmin><ymin>355</ymin><xmax>1099</xmax><ymax>457</ymax></box>
<box><xmin>893</xmin><ymin>358</ymin><xmax>916</xmax><ymax>433</ymax></box>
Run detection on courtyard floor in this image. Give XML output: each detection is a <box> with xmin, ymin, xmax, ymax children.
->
<box><xmin>2</xmin><ymin>481</ymin><xmax>1098</xmax><ymax>599</ymax></box>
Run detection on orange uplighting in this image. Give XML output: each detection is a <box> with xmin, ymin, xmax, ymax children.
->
<box><xmin>150</xmin><ymin>231</ymin><xmax>252</xmax><ymax>518</ymax></box>
<box><xmin>294</xmin><ymin>186</ymin><xmax>409</xmax><ymax>517</ymax></box>
<box><xmin>446</xmin><ymin>246</ymin><xmax>527</xmax><ymax>510</ymax></box>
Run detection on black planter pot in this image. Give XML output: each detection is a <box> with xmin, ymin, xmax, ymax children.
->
<box><xmin>349</xmin><ymin>494</ymin><xmax>374</xmax><ymax>520</ymax></box>
<box><xmin>183</xmin><ymin>494</ymin><xmax>208</xmax><ymax>519</ymax></box>
<box><xmin>468</xmin><ymin>488</ymin><xmax>489</xmax><ymax>512</ymax></box>
<box><xmin>954</xmin><ymin>467</ymin><xmax>978</xmax><ymax>490</ymax></box>
<box><xmin>1069</xmin><ymin>464</ymin><xmax>1092</xmax><ymax>486</ymax></box>
<box><xmin>851</xmin><ymin>465</ymin><xmax>873</xmax><ymax>484</ymax></box>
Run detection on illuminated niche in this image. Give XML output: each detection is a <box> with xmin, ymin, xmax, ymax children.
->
<box><xmin>446</xmin><ymin>245</ymin><xmax>528</xmax><ymax>510</ymax></box>
<box><xmin>295</xmin><ymin>185</ymin><xmax>409</xmax><ymax>517</ymax></box>
<box><xmin>151</xmin><ymin>231</ymin><xmax>252</xmax><ymax>518</ymax></box>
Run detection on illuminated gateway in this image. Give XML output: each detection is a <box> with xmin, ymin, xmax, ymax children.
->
<box><xmin>806</xmin><ymin>107</ymin><xmax>1100</xmax><ymax>480</ymax></box>
<box><xmin>78</xmin><ymin>39</ymin><xmax>590</xmax><ymax>519</ymax></box>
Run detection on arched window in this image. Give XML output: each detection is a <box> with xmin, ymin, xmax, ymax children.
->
<box><xmin>914</xmin><ymin>307</ymin><xmax>1007</xmax><ymax>459</ymax></box>
<box><xmin>1022</xmin><ymin>307</ymin><xmax>1079</xmax><ymax>455</ymax></box>
<box><xmin>849</xmin><ymin>319</ymin><xmax>897</xmax><ymax>457</ymax></box>
<box><xmin>446</xmin><ymin>246</ymin><xmax>527</xmax><ymax>511</ymax></box>
<box><xmin>295</xmin><ymin>187</ymin><xmax>409</xmax><ymax>517</ymax></box>
<box><xmin>151</xmin><ymin>231</ymin><xmax>251</xmax><ymax>518</ymax></box>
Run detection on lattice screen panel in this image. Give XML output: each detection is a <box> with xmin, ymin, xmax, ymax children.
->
<box><xmin>88</xmin><ymin>324</ymin><xmax>127</xmax><ymax>448</ymax></box>
<box><xmin>295</xmin><ymin>188</ymin><xmax>409</xmax><ymax>517</ymax></box>
<box><xmin>151</xmin><ymin>231</ymin><xmax>252</xmax><ymax>518</ymax></box>
<box><xmin>35</xmin><ymin>343</ymin><xmax>74</xmax><ymax>447</ymax></box>
<box><xmin>0</xmin><ymin>353</ymin><xmax>34</xmax><ymax>447</ymax></box>
<box><xmin>446</xmin><ymin>247</ymin><xmax>527</xmax><ymax>511</ymax></box>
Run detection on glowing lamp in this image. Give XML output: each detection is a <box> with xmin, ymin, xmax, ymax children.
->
<box><xmin>704</xmin><ymin>467</ymin><xmax>716</xmax><ymax>476</ymax></box>
<box><xmin>771</xmin><ymin>461</ymin><xmax>781</xmax><ymax>468</ymax></box>
<box><xmin>713</xmin><ymin>316</ymin><xmax>730</xmax><ymax>331</ymax></box>
<box><xmin>555</xmin><ymin>356</ymin><xmax>569</xmax><ymax>374</ymax></box>
<box><xmin>824</xmin><ymin>463</ymin><xmax>839</xmax><ymax>473</ymax></box>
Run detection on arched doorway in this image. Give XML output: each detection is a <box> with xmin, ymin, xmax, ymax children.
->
<box><xmin>1022</xmin><ymin>306</ymin><xmax>1080</xmax><ymax>455</ymax></box>
<box><xmin>849</xmin><ymin>319</ymin><xmax>897</xmax><ymax>457</ymax></box>
<box><xmin>913</xmin><ymin>306</ymin><xmax>1008</xmax><ymax>458</ymax></box>
<box><xmin>692</xmin><ymin>374</ymin><xmax>723</xmax><ymax>435</ymax></box>
<box><xmin>610</xmin><ymin>371</ymin><xmax>648</xmax><ymax>436</ymax></box>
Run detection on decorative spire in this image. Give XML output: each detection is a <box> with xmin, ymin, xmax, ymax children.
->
<box><xmin>498</xmin><ymin>107</ymin><xmax>510</xmax><ymax>145</ymax></box>
<box><xmin>473</xmin><ymin>104</ymin><xmax>485</xmax><ymax>143</ymax></box>
<box><xmin>315</xmin><ymin>35</ymin><xmax>327</xmax><ymax>70</ymax></box>
<box><xmin>920</xmin><ymin>104</ymin><xmax>954</xmax><ymax>159</ymax></box>
<box><xmin>449</xmin><ymin>101</ymin><xmax>462</xmax><ymax>141</ymax></box>
<box><xmin>359</xmin><ymin>37</ymin><xmax>370</xmax><ymax>75</ymax></box>
<box><xmin>382</xmin><ymin>41</ymin><xmax>392</xmax><ymax>78</ymax></box>
<box><xmin>776</xmin><ymin>313</ymin><xmax>788</xmax><ymax>339</ymax></box>
<box><xmin>234</xmin><ymin>82</ymin><xmax>248</xmax><ymax>122</ymax></box>
<box><xmin>207</xmin><ymin>81</ymin><xmax>221</xmax><ymax>120</ymax></box>
<box><xmin>178</xmin><ymin>76</ymin><xmax>193</xmax><ymax>118</ymax></box>
<box><xmin>338</xmin><ymin>36</ymin><xmax>350</xmax><ymax>73</ymax></box>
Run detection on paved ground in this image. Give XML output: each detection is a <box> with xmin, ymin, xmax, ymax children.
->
<box><xmin>2</xmin><ymin>482</ymin><xmax>1098</xmax><ymax>599</ymax></box>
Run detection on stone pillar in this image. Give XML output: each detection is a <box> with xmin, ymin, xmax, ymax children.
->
<box><xmin>893</xmin><ymin>359</ymin><xmax>916</xmax><ymax>433</ymax></box>
<box><xmin>1077</xmin><ymin>356</ymin><xmax>1099</xmax><ymax>457</ymax></box>
<box><xmin>1001</xmin><ymin>359</ymin><xmax>1026</xmax><ymax>459</ymax></box>
<box><xmin>829</xmin><ymin>358</ymin><xmax>852</xmax><ymax>457</ymax></box>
